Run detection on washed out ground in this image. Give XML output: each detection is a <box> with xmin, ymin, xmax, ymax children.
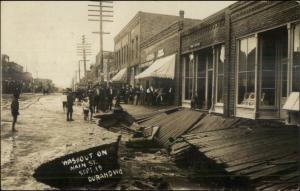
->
<box><xmin>1</xmin><ymin>93</ymin><xmax>206</xmax><ymax>190</ymax></box>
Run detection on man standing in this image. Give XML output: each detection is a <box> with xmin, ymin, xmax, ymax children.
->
<box><xmin>107</xmin><ymin>85</ymin><xmax>114</xmax><ymax>111</ymax></box>
<box><xmin>134</xmin><ymin>84</ymin><xmax>141</xmax><ymax>105</ymax></box>
<box><xmin>11</xmin><ymin>93</ymin><xmax>20</xmax><ymax>132</ymax></box>
<box><xmin>66</xmin><ymin>92</ymin><xmax>74</xmax><ymax>121</ymax></box>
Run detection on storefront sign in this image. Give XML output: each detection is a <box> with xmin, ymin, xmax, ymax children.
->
<box><xmin>190</xmin><ymin>42</ymin><xmax>201</xmax><ymax>49</ymax></box>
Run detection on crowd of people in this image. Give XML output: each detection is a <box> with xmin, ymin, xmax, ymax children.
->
<box><xmin>117</xmin><ymin>84</ymin><xmax>175</xmax><ymax>106</ymax></box>
<box><xmin>63</xmin><ymin>83</ymin><xmax>175</xmax><ymax>122</ymax></box>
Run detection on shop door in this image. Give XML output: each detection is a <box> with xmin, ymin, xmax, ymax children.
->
<box><xmin>207</xmin><ymin>70</ymin><xmax>213</xmax><ymax>109</ymax></box>
<box><xmin>260</xmin><ymin>27</ymin><xmax>288</xmax><ymax>118</ymax></box>
<box><xmin>277</xmin><ymin>29</ymin><xmax>288</xmax><ymax>118</ymax></box>
<box><xmin>206</xmin><ymin>51</ymin><xmax>214</xmax><ymax>110</ymax></box>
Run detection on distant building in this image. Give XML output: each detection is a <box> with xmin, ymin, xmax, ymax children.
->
<box><xmin>33</xmin><ymin>78</ymin><xmax>54</xmax><ymax>93</ymax></box>
<box><xmin>95</xmin><ymin>51</ymin><xmax>114</xmax><ymax>83</ymax></box>
<box><xmin>2</xmin><ymin>54</ymin><xmax>33</xmax><ymax>93</ymax></box>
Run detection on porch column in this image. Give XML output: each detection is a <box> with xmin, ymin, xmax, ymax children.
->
<box><xmin>193</xmin><ymin>52</ymin><xmax>197</xmax><ymax>98</ymax></box>
<box><xmin>175</xmin><ymin>32</ymin><xmax>183</xmax><ymax>106</ymax></box>
<box><xmin>254</xmin><ymin>34</ymin><xmax>259</xmax><ymax>118</ymax></box>
<box><xmin>224</xmin><ymin>9</ymin><xmax>231</xmax><ymax>117</ymax></box>
<box><xmin>210</xmin><ymin>46</ymin><xmax>216</xmax><ymax>111</ymax></box>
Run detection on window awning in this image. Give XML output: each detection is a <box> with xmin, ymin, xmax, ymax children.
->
<box><xmin>111</xmin><ymin>67</ymin><xmax>127</xmax><ymax>82</ymax></box>
<box><xmin>135</xmin><ymin>54</ymin><xmax>176</xmax><ymax>80</ymax></box>
<box><xmin>283</xmin><ymin>92</ymin><xmax>300</xmax><ymax>111</ymax></box>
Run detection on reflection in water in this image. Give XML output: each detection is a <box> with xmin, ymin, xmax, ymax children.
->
<box><xmin>9</xmin><ymin>134</ymin><xmax>17</xmax><ymax>164</ymax></box>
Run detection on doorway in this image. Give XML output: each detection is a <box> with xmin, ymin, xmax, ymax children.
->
<box><xmin>195</xmin><ymin>48</ymin><xmax>214</xmax><ymax>110</ymax></box>
<box><xmin>259</xmin><ymin>26</ymin><xmax>288</xmax><ymax>118</ymax></box>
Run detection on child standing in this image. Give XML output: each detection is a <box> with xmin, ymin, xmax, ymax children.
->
<box><xmin>82</xmin><ymin>98</ymin><xmax>89</xmax><ymax>121</ymax></box>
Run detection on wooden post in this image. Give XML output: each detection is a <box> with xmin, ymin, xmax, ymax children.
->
<box><xmin>287</xmin><ymin>23</ymin><xmax>292</xmax><ymax>94</ymax></box>
<box><xmin>254</xmin><ymin>33</ymin><xmax>259</xmax><ymax>119</ymax></box>
<box><xmin>211</xmin><ymin>46</ymin><xmax>216</xmax><ymax>112</ymax></box>
<box><xmin>224</xmin><ymin>9</ymin><xmax>231</xmax><ymax>117</ymax></box>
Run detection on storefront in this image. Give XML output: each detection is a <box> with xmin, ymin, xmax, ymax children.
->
<box><xmin>229</xmin><ymin>1</ymin><xmax>300</xmax><ymax>120</ymax></box>
<box><xmin>180</xmin><ymin>9</ymin><xmax>226</xmax><ymax>114</ymax></box>
<box><xmin>180</xmin><ymin>1</ymin><xmax>300</xmax><ymax>121</ymax></box>
<box><xmin>181</xmin><ymin>45</ymin><xmax>225</xmax><ymax>113</ymax></box>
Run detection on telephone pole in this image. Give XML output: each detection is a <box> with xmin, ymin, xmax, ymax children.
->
<box><xmin>77</xmin><ymin>35</ymin><xmax>92</xmax><ymax>77</ymax></box>
<box><xmin>88</xmin><ymin>1</ymin><xmax>113</xmax><ymax>82</ymax></box>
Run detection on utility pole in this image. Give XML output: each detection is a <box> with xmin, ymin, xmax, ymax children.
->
<box><xmin>88</xmin><ymin>1</ymin><xmax>113</xmax><ymax>83</ymax></box>
<box><xmin>77</xmin><ymin>35</ymin><xmax>92</xmax><ymax>77</ymax></box>
<box><xmin>78</xmin><ymin>60</ymin><xmax>81</xmax><ymax>82</ymax></box>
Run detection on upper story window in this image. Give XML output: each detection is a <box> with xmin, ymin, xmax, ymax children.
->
<box><xmin>293</xmin><ymin>23</ymin><xmax>300</xmax><ymax>92</ymax></box>
<box><xmin>136</xmin><ymin>36</ymin><xmax>139</xmax><ymax>59</ymax></box>
<box><xmin>132</xmin><ymin>39</ymin><xmax>135</xmax><ymax>61</ymax></box>
<box><xmin>237</xmin><ymin>36</ymin><xmax>256</xmax><ymax>106</ymax></box>
<box><xmin>126</xmin><ymin>45</ymin><xmax>129</xmax><ymax>63</ymax></box>
<box><xmin>118</xmin><ymin>50</ymin><xmax>121</xmax><ymax>67</ymax></box>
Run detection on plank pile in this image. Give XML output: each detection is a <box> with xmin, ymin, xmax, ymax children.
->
<box><xmin>181</xmin><ymin>116</ymin><xmax>299</xmax><ymax>190</ymax></box>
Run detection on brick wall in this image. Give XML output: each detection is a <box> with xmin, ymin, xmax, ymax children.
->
<box><xmin>140</xmin><ymin>12</ymin><xmax>180</xmax><ymax>43</ymax></box>
<box><xmin>140</xmin><ymin>33</ymin><xmax>179</xmax><ymax>63</ymax></box>
<box><xmin>181</xmin><ymin>12</ymin><xmax>226</xmax><ymax>54</ymax></box>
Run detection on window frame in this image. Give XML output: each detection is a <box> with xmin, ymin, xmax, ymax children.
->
<box><xmin>135</xmin><ymin>36</ymin><xmax>139</xmax><ymax>59</ymax></box>
<box><xmin>182</xmin><ymin>55</ymin><xmax>194</xmax><ymax>102</ymax></box>
<box><xmin>291</xmin><ymin>22</ymin><xmax>300</xmax><ymax>92</ymax></box>
<box><xmin>236</xmin><ymin>35</ymin><xmax>257</xmax><ymax>108</ymax></box>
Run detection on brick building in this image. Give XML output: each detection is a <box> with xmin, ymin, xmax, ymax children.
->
<box><xmin>2</xmin><ymin>54</ymin><xmax>34</xmax><ymax>93</ymax></box>
<box><xmin>179</xmin><ymin>1</ymin><xmax>300</xmax><ymax>121</ymax></box>
<box><xmin>136</xmin><ymin>11</ymin><xmax>201</xmax><ymax>105</ymax></box>
<box><xmin>95</xmin><ymin>51</ymin><xmax>114</xmax><ymax>82</ymax></box>
<box><xmin>112</xmin><ymin>11</ymin><xmax>199</xmax><ymax>86</ymax></box>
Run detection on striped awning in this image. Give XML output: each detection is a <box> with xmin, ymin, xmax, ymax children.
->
<box><xmin>111</xmin><ymin>68</ymin><xmax>127</xmax><ymax>82</ymax></box>
<box><xmin>135</xmin><ymin>54</ymin><xmax>176</xmax><ymax>80</ymax></box>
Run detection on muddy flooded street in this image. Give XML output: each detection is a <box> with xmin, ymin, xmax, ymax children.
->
<box><xmin>1</xmin><ymin>94</ymin><xmax>203</xmax><ymax>190</ymax></box>
<box><xmin>1</xmin><ymin>94</ymin><xmax>119</xmax><ymax>190</ymax></box>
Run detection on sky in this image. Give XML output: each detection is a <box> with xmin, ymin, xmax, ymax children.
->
<box><xmin>1</xmin><ymin>1</ymin><xmax>235</xmax><ymax>88</ymax></box>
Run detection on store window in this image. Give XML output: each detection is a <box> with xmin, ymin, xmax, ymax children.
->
<box><xmin>196</xmin><ymin>53</ymin><xmax>206</xmax><ymax>107</ymax></box>
<box><xmin>216</xmin><ymin>45</ymin><xmax>225</xmax><ymax>103</ymax></box>
<box><xmin>261</xmin><ymin>33</ymin><xmax>276</xmax><ymax>106</ymax></box>
<box><xmin>237</xmin><ymin>37</ymin><xmax>256</xmax><ymax>106</ymax></box>
<box><xmin>184</xmin><ymin>55</ymin><xmax>194</xmax><ymax>100</ymax></box>
<box><xmin>293</xmin><ymin>23</ymin><xmax>300</xmax><ymax>91</ymax></box>
<box><xmin>126</xmin><ymin>45</ymin><xmax>129</xmax><ymax>63</ymax></box>
<box><xmin>136</xmin><ymin>36</ymin><xmax>139</xmax><ymax>59</ymax></box>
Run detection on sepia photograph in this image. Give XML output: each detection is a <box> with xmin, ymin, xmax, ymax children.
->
<box><xmin>1</xmin><ymin>1</ymin><xmax>300</xmax><ymax>190</ymax></box>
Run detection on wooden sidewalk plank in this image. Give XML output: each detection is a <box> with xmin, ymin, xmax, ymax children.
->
<box><xmin>249</xmin><ymin>164</ymin><xmax>297</xmax><ymax>180</ymax></box>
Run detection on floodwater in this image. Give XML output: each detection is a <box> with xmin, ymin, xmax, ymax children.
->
<box><xmin>1</xmin><ymin>93</ymin><xmax>119</xmax><ymax>190</ymax></box>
